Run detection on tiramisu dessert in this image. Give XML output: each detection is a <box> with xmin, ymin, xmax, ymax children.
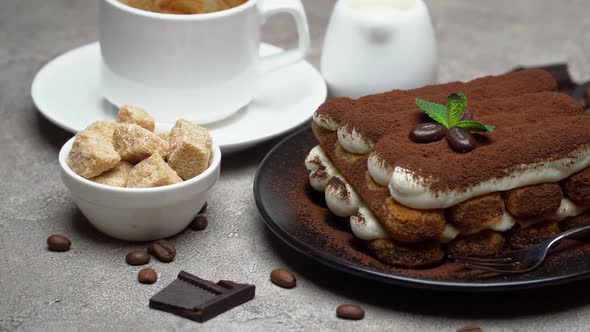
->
<box><xmin>305</xmin><ymin>69</ymin><xmax>590</xmax><ymax>268</ymax></box>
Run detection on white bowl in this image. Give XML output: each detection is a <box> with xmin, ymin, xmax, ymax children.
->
<box><xmin>58</xmin><ymin>134</ymin><xmax>221</xmax><ymax>241</ymax></box>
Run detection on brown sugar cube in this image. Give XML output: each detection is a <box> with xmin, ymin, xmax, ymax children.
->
<box><xmin>117</xmin><ymin>105</ymin><xmax>155</xmax><ymax>132</ymax></box>
<box><xmin>113</xmin><ymin>124</ymin><xmax>169</xmax><ymax>163</ymax></box>
<box><xmin>504</xmin><ymin>183</ymin><xmax>562</xmax><ymax>219</ymax></box>
<box><xmin>447</xmin><ymin>193</ymin><xmax>505</xmax><ymax>231</ymax></box>
<box><xmin>126</xmin><ymin>153</ymin><xmax>182</xmax><ymax>188</ymax></box>
<box><xmin>167</xmin><ymin>119</ymin><xmax>212</xmax><ymax>180</ymax></box>
<box><xmin>447</xmin><ymin>230</ymin><xmax>506</xmax><ymax>257</ymax></box>
<box><xmin>90</xmin><ymin>161</ymin><xmax>133</xmax><ymax>187</ymax></box>
<box><xmin>81</xmin><ymin>121</ymin><xmax>119</xmax><ymax>141</ymax></box>
<box><xmin>157</xmin><ymin>132</ymin><xmax>169</xmax><ymax>141</ymax></box>
<box><xmin>562</xmin><ymin>168</ymin><xmax>590</xmax><ymax>205</ymax></box>
<box><xmin>67</xmin><ymin>133</ymin><xmax>121</xmax><ymax>179</ymax></box>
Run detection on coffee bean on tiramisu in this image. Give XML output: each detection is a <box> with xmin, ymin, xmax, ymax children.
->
<box><xmin>138</xmin><ymin>268</ymin><xmax>158</xmax><ymax>284</ymax></box>
<box><xmin>446</xmin><ymin>127</ymin><xmax>475</xmax><ymax>153</ymax></box>
<box><xmin>190</xmin><ymin>215</ymin><xmax>208</xmax><ymax>231</ymax></box>
<box><xmin>199</xmin><ymin>201</ymin><xmax>208</xmax><ymax>214</ymax></box>
<box><xmin>457</xmin><ymin>325</ymin><xmax>483</xmax><ymax>332</ymax></box>
<box><xmin>148</xmin><ymin>240</ymin><xmax>176</xmax><ymax>262</ymax></box>
<box><xmin>47</xmin><ymin>234</ymin><xmax>71</xmax><ymax>252</ymax></box>
<box><xmin>270</xmin><ymin>269</ymin><xmax>296</xmax><ymax>288</ymax></box>
<box><xmin>336</xmin><ymin>304</ymin><xmax>365</xmax><ymax>320</ymax></box>
<box><xmin>409</xmin><ymin>122</ymin><xmax>446</xmax><ymax>143</ymax></box>
<box><xmin>125</xmin><ymin>250</ymin><xmax>150</xmax><ymax>266</ymax></box>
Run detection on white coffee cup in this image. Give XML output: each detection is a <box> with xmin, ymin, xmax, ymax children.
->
<box><xmin>99</xmin><ymin>0</ymin><xmax>310</xmax><ymax>124</ymax></box>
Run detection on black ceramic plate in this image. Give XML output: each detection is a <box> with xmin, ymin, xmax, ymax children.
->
<box><xmin>254</xmin><ymin>126</ymin><xmax>590</xmax><ymax>292</ymax></box>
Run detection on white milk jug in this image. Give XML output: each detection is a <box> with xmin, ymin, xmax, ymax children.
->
<box><xmin>321</xmin><ymin>0</ymin><xmax>438</xmax><ymax>98</ymax></box>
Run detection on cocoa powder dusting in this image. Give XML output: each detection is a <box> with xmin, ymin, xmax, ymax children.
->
<box><xmin>315</xmin><ymin>97</ymin><xmax>357</xmax><ymax>128</ymax></box>
<box><xmin>504</xmin><ymin>184</ymin><xmax>563</xmax><ymax>219</ymax></box>
<box><xmin>263</xmin><ymin>128</ymin><xmax>590</xmax><ymax>281</ymax></box>
<box><xmin>316</xmin><ymin>69</ymin><xmax>557</xmax><ymax>136</ymax></box>
<box><xmin>448</xmin><ymin>193</ymin><xmax>505</xmax><ymax>231</ymax></box>
<box><xmin>373</xmin><ymin>91</ymin><xmax>588</xmax><ymax>193</ymax></box>
<box><xmin>327</xmin><ymin>177</ymin><xmax>350</xmax><ymax>203</ymax></box>
<box><xmin>270</xmin><ymin>166</ymin><xmax>490</xmax><ymax>279</ymax></box>
<box><xmin>311</xmin><ymin>167</ymin><xmax>328</xmax><ymax>182</ymax></box>
<box><xmin>317</xmin><ymin>69</ymin><xmax>590</xmax><ymax>194</ymax></box>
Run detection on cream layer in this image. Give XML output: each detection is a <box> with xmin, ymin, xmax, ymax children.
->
<box><xmin>368</xmin><ymin>147</ymin><xmax>590</xmax><ymax>209</ymax></box>
<box><xmin>306</xmin><ymin>145</ymin><xmax>589</xmax><ymax>243</ymax></box>
<box><xmin>314</xmin><ymin>115</ymin><xmax>590</xmax><ymax>211</ymax></box>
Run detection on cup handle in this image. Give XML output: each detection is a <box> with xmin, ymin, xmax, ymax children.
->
<box><xmin>258</xmin><ymin>0</ymin><xmax>310</xmax><ymax>75</ymax></box>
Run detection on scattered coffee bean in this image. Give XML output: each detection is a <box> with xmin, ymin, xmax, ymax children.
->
<box><xmin>446</xmin><ymin>127</ymin><xmax>476</xmax><ymax>153</ymax></box>
<box><xmin>457</xmin><ymin>325</ymin><xmax>483</xmax><ymax>332</ymax></box>
<box><xmin>336</xmin><ymin>304</ymin><xmax>365</xmax><ymax>320</ymax></box>
<box><xmin>47</xmin><ymin>234</ymin><xmax>71</xmax><ymax>252</ymax></box>
<box><xmin>125</xmin><ymin>250</ymin><xmax>150</xmax><ymax>266</ymax></box>
<box><xmin>460</xmin><ymin>110</ymin><xmax>473</xmax><ymax>121</ymax></box>
<box><xmin>409</xmin><ymin>122</ymin><xmax>446</xmax><ymax>143</ymax></box>
<box><xmin>148</xmin><ymin>240</ymin><xmax>176</xmax><ymax>262</ymax></box>
<box><xmin>270</xmin><ymin>269</ymin><xmax>296</xmax><ymax>289</ymax></box>
<box><xmin>138</xmin><ymin>268</ymin><xmax>158</xmax><ymax>284</ymax></box>
<box><xmin>199</xmin><ymin>202</ymin><xmax>208</xmax><ymax>214</ymax></box>
<box><xmin>190</xmin><ymin>215</ymin><xmax>208</xmax><ymax>231</ymax></box>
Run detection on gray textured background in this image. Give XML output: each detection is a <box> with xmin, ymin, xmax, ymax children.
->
<box><xmin>2</xmin><ymin>0</ymin><xmax>590</xmax><ymax>331</ymax></box>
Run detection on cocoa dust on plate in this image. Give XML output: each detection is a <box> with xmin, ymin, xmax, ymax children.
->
<box><xmin>264</xmin><ymin>129</ymin><xmax>590</xmax><ymax>282</ymax></box>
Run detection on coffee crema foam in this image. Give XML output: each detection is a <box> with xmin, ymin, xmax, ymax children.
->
<box><xmin>119</xmin><ymin>0</ymin><xmax>248</xmax><ymax>14</ymax></box>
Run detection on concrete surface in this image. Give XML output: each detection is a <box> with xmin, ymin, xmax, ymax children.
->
<box><xmin>1</xmin><ymin>0</ymin><xmax>590</xmax><ymax>331</ymax></box>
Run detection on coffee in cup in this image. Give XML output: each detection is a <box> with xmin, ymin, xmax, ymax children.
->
<box><xmin>100</xmin><ymin>0</ymin><xmax>310</xmax><ymax>124</ymax></box>
<box><xmin>118</xmin><ymin>0</ymin><xmax>248</xmax><ymax>15</ymax></box>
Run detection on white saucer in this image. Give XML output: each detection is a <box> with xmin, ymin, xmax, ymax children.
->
<box><xmin>32</xmin><ymin>42</ymin><xmax>327</xmax><ymax>153</ymax></box>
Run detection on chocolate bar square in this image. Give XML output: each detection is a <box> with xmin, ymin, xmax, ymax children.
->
<box><xmin>149</xmin><ymin>271</ymin><xmax>255</xmax><ymax>322</ymax></box>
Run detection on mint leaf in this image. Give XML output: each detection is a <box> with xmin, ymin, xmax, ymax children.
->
<box><xmin>415</xmin><ymin>94</ymin><xmax>496</xmax><ymax>134</ymax></box>
<box><xmin>415</xmin><ymin>98</ymin><xmax>449</xmax><ymax>128</ymax></box>
<box><xmin>446</xmin><ymin>93</ymin><xmax>466</xmax><ymax>127</ymax></box>
<box><xmin>456</xmin><ymin>120</ymin><xmax>495</xmax><ymax>132</ymax></box>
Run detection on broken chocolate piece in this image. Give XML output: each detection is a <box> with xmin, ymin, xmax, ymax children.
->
<box><xmin>149</xmin><ymin>271</ymin><xmax>255</xmax><ymax>322</ymax></box>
